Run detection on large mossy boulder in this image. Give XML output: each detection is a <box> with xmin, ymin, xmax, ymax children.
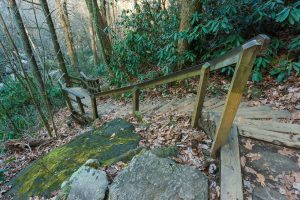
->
<box><xmin>7</xmin><ymin>119</ymin><xmax>140</xmax><ymax>199</ymax></box>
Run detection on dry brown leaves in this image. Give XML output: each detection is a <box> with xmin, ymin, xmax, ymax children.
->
<box><xmin>244</xmin><ymin>139</ymin><xmax>255</xmax><ymax>150</ymax></box>
<box><xmin>127</xmin><ymin>111</ymin><xmax>212</xmax><ymax>169</ymax></box>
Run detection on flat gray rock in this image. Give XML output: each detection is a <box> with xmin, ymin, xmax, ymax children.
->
<box><xmin>109</xmin><ymin>151</ymin><xmax>208</xmax><ymax>200</ymax></box>
<box><xmin>251</xmin><ymin>151</ymin><xmax>299</xmax><ymax>175</ymax></box>
<box><xmin>253</xmin><ymin>186</ymin><xmax>287</xmax><ymax>200</ymax></box>
<box><xmin>63</xmin><ymin>159</ymin><xmax>108</xmax><ymax>200</ymax></box>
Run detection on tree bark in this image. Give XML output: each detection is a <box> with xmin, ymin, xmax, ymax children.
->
<box><xmin>39</xmin><ymin>0</ymin><xmax>72</xmax><ymax>85</ymax></box>
<box><xmin>89</xmin><ymin>20</ymin><xmax>100</xmax><ymax>66</ymax></box>
<box><xmin>55</xmin><ymin>0</ymin><xmax>80</xmax><ymax>75</ymax></box>
<box><xmin>178</xmin><ymin>0</ymin><xmax>201</xmax><ymax>55</ymax></box>
<box><xmin>8</xmin><ymin>0</ymin><xmax>55</xmax><ymax>137</ymax></box>
<box><xmin>85</xmin><ymin>0</ymin><xmax>112</xmax><ymax>66</ymax></box>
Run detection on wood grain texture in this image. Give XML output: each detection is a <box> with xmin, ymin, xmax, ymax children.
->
<box><xmin>238</xmin><ymin>124</ymin><xmax>300</xmax><ymax>149</ymax></box>
<box><xmin>132</xmin><ymin>87</ymin><xmax>140</xmax><ymax>113</ymax></box>
<box><xmin>221</xmin><ymin>125</ymin><xmax>243</xmax><ymax>200</ymax></box>
<box><xmin>191</xmin><ymin>64</ymin><xmax>210</xmax><ymax>128</ymax></box>
<box><xmin>211</xmin><ymin>46</ymin><xmax>258</xmax><ymax>157</ymax></box>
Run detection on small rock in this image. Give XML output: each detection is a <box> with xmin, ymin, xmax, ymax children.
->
<box><xmin>62</xmin><ymin>161</ymin><xmax>108</xmax><ymax>200</ymax></box>
<box><xmin>253</xmin><ymin>186</ymin><xmax>287</xmax><ymax>200</ymax></box>
<box><xmin>251</xmin><ymin>151</ymin><xmax>299</xmax><ymax>175</ymax></box>
<box><xmin>293</xmin><ymin>182</ymin><xmax>300</xmax><ymax>191</ymax></box>
<box><xmin>208</xmin><ymin>163</ymin><xmax>217</xmax><ymax>174</ymax></box>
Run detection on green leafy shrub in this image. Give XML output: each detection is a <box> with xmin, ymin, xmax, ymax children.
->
<box><xmin>109</xmin><ymin>0</ymin><xmax>299</xmax><ymax>84</ymax></box>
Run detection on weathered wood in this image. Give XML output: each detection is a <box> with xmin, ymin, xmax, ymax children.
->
<box><xmin>191</xmin><ymin>63</ymin><xmax>210</xmax><ymax>128</ymax></box>
<box><xmin>199</xmin><ymin>111</ymin><xmax>220</xmax><ymax>139</ymax></box>
<box><xmin>221</xmin><ymin>125</ymin><xmax>243</xmax><ymax>200</ymax></box>
<box><xmin>238</xmin><ymin>124</ymin><xmax>300</xmax><ymax>149</ymax></box>
<box><xmin>69</xmin><ymin>97</ymin><xmax>89</xmax><ymax>108</ymax></box>
<box><xmin>132</xmin><ymin>87</ymin><xmax>140</xmax><ymax>113</ymax></box>
<box><xmin>237</xmin><ymin>119</ymin><xmax>300</xmax><ymax>134</ymax></box>
<box><xmin>236</xmin><ymin>109</ymin><xmax>291</xmax><ymax>120</ymax></box>
<box><xmin>91</xmin><ymin>95</ymin><xmax>98</xmax><ymax>120</ymax></box>
<box><xmin>76</xmin><ymin>97</ymin><xmax>85</xmax><ymax>114</ymax></box>
<box><xmin>95</xmin><ymin>34</ymin><xmax>270</xmax><ymax>98</ymax></box>
<box><xmin>211</xmin><ymin>46</ymin><xmax>259</xmax><ymax>157</ymax></box>
<box><xmin>63</xmin><ymin>88</ymin><xmax>85</xmax><ymax>99</ymax></box>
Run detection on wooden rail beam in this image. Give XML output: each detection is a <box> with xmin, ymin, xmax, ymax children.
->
<box><xmin>191</xmin><ymin>63</ymin><xmax>210</xmax><ymax>128</ymax></box>
<box><xmin>211</xmin><ymin>46</ymin><xmax>259</xmax><ymax>157</ymax></box>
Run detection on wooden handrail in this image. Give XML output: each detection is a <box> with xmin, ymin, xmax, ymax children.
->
<box><xmin>96</xmin><ymin>34</ymin><xmax>270</xmax><ymax>98</ymax></box>
<box><xmin>63</xmin><ymin>88</ymin><xmax>85</xmax><ymax>99</ymax></box>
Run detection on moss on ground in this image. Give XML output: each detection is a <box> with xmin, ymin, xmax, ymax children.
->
<box><xmin>7</xmin><ymin>118</ymin><xmax>140</xmax><ymax>200</ymax></box>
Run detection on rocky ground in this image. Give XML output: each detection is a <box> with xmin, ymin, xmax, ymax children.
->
<box><xmin>0</xmin><ymin>76</ymin><xmax>299</xmax><ymax>199</ymax></box>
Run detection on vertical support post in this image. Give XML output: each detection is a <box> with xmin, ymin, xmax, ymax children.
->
<box><xmin>191</xmin><ymin>63</ymin><xmax>210</xmax><ymax>128</ymax></box>
<box><xmin>91</xmin><ymin>95</ymin><xmax>98</xmax><ymax>120</ymax></box>
<box><xmin>211</xmin><ymin>46</ymin><xmax>259</xmax><ymax>157</ymax></box>
<box><xmin>76</xmin><ymin>97</ymin><xmax>85</xmax><ymax>114</ymax></box>
<box><xmin>132</xmin><ymin>87</ymin><xmax>140</xmax><ymax>113</ymax></box>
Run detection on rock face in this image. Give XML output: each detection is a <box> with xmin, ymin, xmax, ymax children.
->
<box><xmin>61</xmin><ymin>159</ymin><xmax>108</xmax><ymax>200</ymax></box>
<box><xmin>109</xmin><ymin>151</ymin><xmax>208</xmax><ymax>200</ymax></box>
<box><xmin>7</xmin><ymin>119</ymin><xmax>140</xmax><ymax>199</ymax></box>
<box><xmin>252</xmin><ymin>186</ymin><xmax>287</xmax><ymax>200</ymax></box>
<box><xmin>251</xmin><ymin>151</ymin><xmax>299</xmax><ymax>175</ymax></box>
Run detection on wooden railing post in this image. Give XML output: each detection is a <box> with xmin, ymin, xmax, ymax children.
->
<box><xmin>211</xmin><ymin>46</ymin><xmax>259</xmax><ymax>157</ymax></box>
<box><xmin>191</xmin><ymin>63</ymin><xmax>210</xmax><ymax>128</ymax></box>
<box><xmin>132</xmin><ymin>87</ymin><xmax>140</xmax><ymax>113</ymax></box>
<box><xmin>76</xmin><ymin>97</ymin><xmax>85</xmax><ymax>115</ymax></box>
<box><xmin>91</xmin><ymin>95</ymin><xmax>98</xmax><ymax>120</ymax></box>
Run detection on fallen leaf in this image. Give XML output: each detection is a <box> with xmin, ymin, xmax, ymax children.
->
<box><xmin>293</xmin><ymin>172</ymin><xmax>300</xmax><ymax>182</ymax></box>
<box><xmin>241</xmin><ymin>156</ymin><xmax>246</xmax><ymax>167</ymax></box>
<box><xmin>216</xmin><ymin>186</ymin><xmax>220</xmax><ymax>197</ymax></box>
<box><xmin>256</xmin><ymin>173</ymin><xmax>266</xmax><ymax>187</ymax></box>
<box><xmin>244</xmin><ymin>139</ymin><xmax>254</xmax><ymax>150</ymax></box>
<box><xmin>292</xmin><ymin>112</ymin><xmax>300</xmax><ymax>120</ymax></box>
<box><xmin>245</xmin><ymin>166</ymin><xmax>257</xmax><ymax>174</ymax></box>
<box><xmin>278</xmin><ymin>148</ymin><xmax>296</xmax><ymax>156</ymax></box>
<box><xmin>245</xmin><ymin>153</ymin><xmax>261</xmax><ymax>161</ymax></box>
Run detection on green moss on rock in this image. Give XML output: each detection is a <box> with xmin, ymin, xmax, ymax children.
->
<box><xmin>7</xmin><ymin>118</ymin><xmax>140</xmax><ymax>200</ymax></box>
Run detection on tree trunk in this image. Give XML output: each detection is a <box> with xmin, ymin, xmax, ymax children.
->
<box><xmin>85</xmin><ymin>0</ymin><xmax>112</xmax><ymax>66</ymax></box>
<box><xmin>39</xmin><ymin>0</ymin><xmax>71</xmax><ymax>85</ymax></box>
<box><xmin>178</xmin><ymin>0</ymin><xmax>201</xmax><ymax>55</ymax></box>
<box><xmin>55</xmin><ymin>0</ymin><xmax>80</xmax><ymax>75</ymax></box>
<box><xmin>89</xmin><ymin>20</ymin><xmax>100</xmax><ymax>66</ymax></box>
<box><xmin>8</xmin><ymin>0</ymin><xmax>55</xmax><ymax>137</ymax></box>
<box><xmin>0</xmin><ymin>39</ymin><xmax>53</xmax><ymax>137</ymax></box>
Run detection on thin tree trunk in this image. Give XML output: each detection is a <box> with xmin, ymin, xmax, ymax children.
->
<box><xmin>55</xmin><ymin>0</ymin><xmax>80</xmax><ymax>75</ymax></box>
<box><xmin>85</xmin><ymin>0</ymin><xmax>112</xmax><ymax>66</ymax></box>
<box><xmin>39</xmin><ymin>0</ymin><xmax>72</xmax><ymax>85</ymax></box>
<box><xmin>0</xmin><ymin>39</ymin><xmax>52</xmax><ymax>136</ymax></box>
<box><xmin>0</xmin><ymin>103</ymin><xmax>21</xmax><ymax>136</ymax></box>
<box><xmin>86</xmin><ymin>2</ymin><xmax>100</xmax><ymax>66</ymax></box>
<box><xmin>178</xmin><ymin>0</ymin><xmax>201</xmax><ymax>55</ymax></box>
<box><xmin>8</xmin><ymin>0</ymin><xmax>55</xmax><ymax>137</ymax></box>
<box><xmin>89</xmin><ymin>21</ymin><xmax>100</xmax><ymax>66</ymax></box>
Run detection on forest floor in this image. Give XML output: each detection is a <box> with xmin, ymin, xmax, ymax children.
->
<box><xmin>0</xmin><ymin>74</ymin><xmax>300</xmax><ymax>199</ymax></box>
